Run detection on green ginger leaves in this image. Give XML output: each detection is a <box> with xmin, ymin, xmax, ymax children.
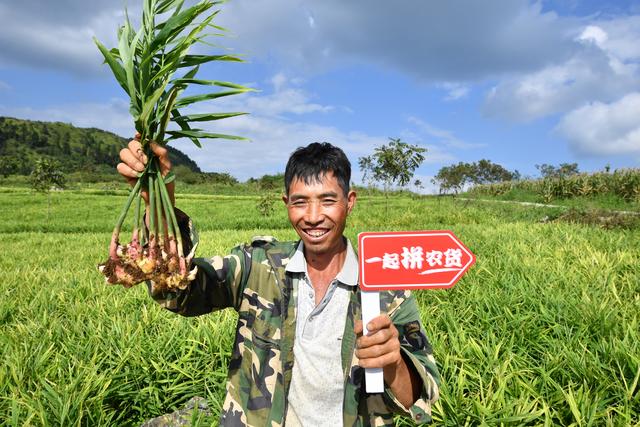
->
<box><xmin>93</xmin><ymin>0</ymin><xmax>251</xmax><ymax>147</ymax></box>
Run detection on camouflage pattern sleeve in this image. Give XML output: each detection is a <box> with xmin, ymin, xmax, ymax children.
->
<box><xmin>148</xmin><ymin>209</ymin><xmax>249</xmax><ymax>316</ymax></box>
<box><xmin>384</xmin><ymin>294</ymin><xmax>441</xmax><ymax>424</ymax></box>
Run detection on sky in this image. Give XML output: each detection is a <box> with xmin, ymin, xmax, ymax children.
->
<box><xmin>1</xmin><ymin>0</ymin><xmax>639</xmax><ymax>192</ymax></box>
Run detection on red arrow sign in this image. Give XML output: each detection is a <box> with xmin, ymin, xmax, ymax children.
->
<box><xmin>358</xmin><ymin>230</ymin><xmax>475</xmax><ymax>291</ymax></box>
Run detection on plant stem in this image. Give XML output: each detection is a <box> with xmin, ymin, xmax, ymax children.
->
<box><xmin>114</xmin><ymin>177</ymin><xmax>143</xmax><ymax>234</ymax></box>
<box><xmin>157</xmin><ymin>169</ymin><xmax>183</xmax><ymax>258</ymax></box>
<box><xmin>157</xmin><ymin>170</ymin><xmax>176</xmax><ymax>241</ymax></box>
<box><xmin>133</xmin><ymin>184</ymin><xmax>141</xmax><ymax>235</ymax></box>
<box><xmin>137</xmin><ymin>192</ymin><xmax>147</xmax><ymax>247</ymax></box>
<box><xmin>148</xmin><ymin>173</ymin><xmax>157</xmax><ymax>241</ymax></box>
<box><xmin>153</xmin><ymin>171</ymin><xmax>165</xmax><ymax>248</ymax></box>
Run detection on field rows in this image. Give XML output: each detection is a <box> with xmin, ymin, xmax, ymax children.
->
<box><xmin>0</xmin><ymin>191</ymin><xmax>638</xmax><ymax>425</ymax></box>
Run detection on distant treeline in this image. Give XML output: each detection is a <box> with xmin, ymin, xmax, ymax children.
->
<box><xmin>0</xmin><ymin>117</ymin><xmax>200</xmax><ymax>176</ymax></box>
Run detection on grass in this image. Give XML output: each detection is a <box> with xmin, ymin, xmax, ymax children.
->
<box><xmin>463</xmin><ymin>187</ymin><xmax>639</xmax><ymax>212</ymax></box>
<box><xmin>1</xmin><ymin>189</ymin><xmax>638</xmax><ymax>425</ymax></box>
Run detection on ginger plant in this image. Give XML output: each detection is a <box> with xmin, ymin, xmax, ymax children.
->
<box><xmin>95</xmin><ymin>0</ymin><xmax>250</xmax><ymax>290</ymax></box>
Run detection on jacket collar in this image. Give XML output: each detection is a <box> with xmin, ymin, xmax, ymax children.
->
<box><xmin>285</xmin><ymin>237</ymin><xmax>359</xmax><ymax>287</ymax></box>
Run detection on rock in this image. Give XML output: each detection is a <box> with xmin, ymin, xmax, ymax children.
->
<box><xmin>140</xmin><ymin>397</ymin><xmax>212</xmax><ymax>427</ymax></box>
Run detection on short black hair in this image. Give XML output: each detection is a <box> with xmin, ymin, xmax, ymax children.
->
<box><xmin>284</xmin><ymin>142</ymin><xmax>351</xmax><ymax>197</ymax></box>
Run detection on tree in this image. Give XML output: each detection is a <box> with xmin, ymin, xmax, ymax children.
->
<box><xmin>473</xmin><ymin>159</ymin><xmax>517</xmax><ymax>184</ymax></box>
<box><xmin>30</xmin><ymin>158</ymin><xmax>66</xmax><ymax>193</ymax></box>
<box><xmin>535</xmin><ymin>162</ymin><xmax>579</xmax><ymax>179</ymax></box>
<box><xmin>358</xmin><ymin>138</ymin><xmax>426</xmax><ymax>196</ymax></box>
<box><xmin>30</xmin><ymin>158</ymin><xmax>66</xmax><ymax>223</ymax></box>
<box><xmin>432</xmin><ymin>162</ymin><xmax>474</xmax><ymax>194</ymax></box>
<box><xmin>432</xmin><ymin>160</ymin><xmax>518</xmax><ymax>194</ymax></box>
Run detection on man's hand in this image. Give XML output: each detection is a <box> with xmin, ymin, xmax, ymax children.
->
<box><xmin>355</xmin><ymin>314</ymin><xmax>420</xmax><ymax>408</ymax></box>
<box><xmin>116</xmin><ymin>134</ymin><xmax>174</xmax><ymax>205</ymax></box>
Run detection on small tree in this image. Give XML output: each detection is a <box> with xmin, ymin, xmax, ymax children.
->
<box><xmin>358</xmin><ymin>138</ymin><xmax>426</xmax><ymax>197</ymax></box>
<box><xmin>30</xmin><ymin>158</ymin><xmax>66</xmax><ymax>222</ymax></box>
<box><xmin>30</xmin><ymin>158</ymin><xmax>66</xmax><ymax>193</ymax></box>
<box><xmin>256</xmin><ymin>193</ymin><xmax>277</xmax><ymax>217</ymax></box>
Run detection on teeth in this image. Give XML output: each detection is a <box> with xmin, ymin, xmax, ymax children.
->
<box><xmin>308</xmin><ymin>230</ymin><xmax>327</xmax><ymax>237</ymax></box>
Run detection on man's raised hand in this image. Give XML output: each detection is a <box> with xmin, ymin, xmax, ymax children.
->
<box><xmin>116</xmin><ymin>134</ymin><xmax>174</xmax><ymax>204</ymax></box>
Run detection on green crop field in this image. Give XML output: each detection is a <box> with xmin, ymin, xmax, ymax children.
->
<box><xmin>0</xmin><ymin>187</ymin><xmax>638</xmax><ymax>426</ymax></box>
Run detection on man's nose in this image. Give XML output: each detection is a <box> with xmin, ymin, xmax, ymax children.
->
<box><xmin>304</xmin><ymin>200</ymin><xmax>323</xmax><ymax>223</ymax></box>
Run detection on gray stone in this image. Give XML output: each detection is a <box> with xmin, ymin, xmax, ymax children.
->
<box><xmin>140</xmin><ymin>397</ymin><xmax>212</xmax><ymax>427</ymax></box>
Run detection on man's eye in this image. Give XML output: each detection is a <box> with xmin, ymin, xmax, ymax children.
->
<box><xmin>322</xmin><ymin>199</ymin><xmax>337</xmax><ymax>206</ymax></box>
<box><xmin>291</xmin><ymin>200</ymin><xmax>308</xmax><ymax>207</ymax></box>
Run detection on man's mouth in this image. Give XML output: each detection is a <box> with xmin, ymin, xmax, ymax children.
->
<box><xmin>304</xmin><ymin>229</ymin><xmax>329</xmax><ymax>238</ymax></box>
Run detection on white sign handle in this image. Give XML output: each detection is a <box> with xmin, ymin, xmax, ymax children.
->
<box><xmin>361</xmin><ymin>290</ymin><xmax>384</xmax><ymax>393</ymax></box>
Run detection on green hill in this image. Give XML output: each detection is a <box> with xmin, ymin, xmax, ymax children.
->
<box><xmin>0</xmin><ymin>116</ymin><xmax>201</xmax><ymax>175</ymax></box>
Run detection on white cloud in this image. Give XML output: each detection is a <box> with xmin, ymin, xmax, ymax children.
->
<box><xmin>483</xmin><ymin>16</ymin><xmax>640</xmax><ymax>122</ymax></box>
<box><xmin>406</xmin><ymin>117</ymin><xmax>484</xmax><ymax>150</ymax></box>
<box><xmin>579</xmin><ymin>25</ymin><xmax>608</xmax><ymax>47</ymax></box>
<box><xmin>0</xmin><ymin>2</ymin><xmax>125</xmax><ymax>75</ymax></box>
<box><xmin>173</xmin><ymin>113</ymin><xmax>384</xmax><ymax>181</ymax></box>
<box><xmin>246</xmin><ymin>88</ymin><xmax>333</xmax><ymax>117</ymax></box>
<box><xmin>440</xmin><ymin>83</ymin><xmax>470</xmax><ymax>101</ymax></box>
<box><xmin>555</xmin><ymin>92</ymin><xmax>640</xmax><ymax>157</ymax></box>
<box><xmin>217</xmin><ymin>0</ymin><xmax>573</xmax><ymax>81</ymax></box>
<box><xmin>213</xmin><ymin>73</ymin><xmax>333</xmax><ymax>118</ymax></box>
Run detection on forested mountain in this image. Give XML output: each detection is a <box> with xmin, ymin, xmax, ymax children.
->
<box><xmin>0</xmin><ymin>117</ymin><xmax>201</xmax><ymax>175</ymax></box>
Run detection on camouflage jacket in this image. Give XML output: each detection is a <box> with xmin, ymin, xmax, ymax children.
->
<box><xmin>150</xmin><ymin>218</ymin><xmax>440</xmax><ymax>426</ymax></box>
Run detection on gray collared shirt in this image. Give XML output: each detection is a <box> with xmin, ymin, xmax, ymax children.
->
<box><xmin>284</xmin><ymin>238</ymin><xmax>359</xmax><ymax>427</ymax></box>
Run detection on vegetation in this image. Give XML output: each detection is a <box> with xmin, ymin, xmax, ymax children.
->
<box><xmin>359</xmin><ymin>138</ymin><xmax>426</xmax><ymax>195</ymax></box>
<box><xmin>255</xmin><ymin>192</ymin><xmax>278</xmax><ymax>217</ymax></box>
<box><xmin>246</xmin><ymin>173</ymin><xmax>285</xmax><ymax>191</ymax></box>
<box><xmin>0</xmin><ymin>188</ymin><xmax>638</xmax><ymax>425</ymax></box>
<box><xmin>0</xmin><ymin>117</ymin><xmax>200</xmax><ymax>176</ymax></box>
<box><xmin>469</xmin><ymin>168</ymin><xmax>640</xmax><ymax>204</ymax></box>
<box><xmin>536</xmin><ymin>162</ymin><xmax>580</xmax><ymax>179</ymax></box>
<box><xmin>93</xmin><ymin>0</ymin><xmax>251</xmax><ymax>288</ymax></box>
<box><xmin>30</xmin><ymin>158</ymin><xmax>66</xmax><ymax>193</ymax></box>
<box><xmin>433</xmin><ymin>159</ymin><xmax>519</xmax><ymax>195</ymax></box>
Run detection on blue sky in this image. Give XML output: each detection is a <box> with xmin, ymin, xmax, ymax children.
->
<box><xmin>1</xmin><ymin>0</ymin><xmax>639</xmax><ymax>192</ymax></box>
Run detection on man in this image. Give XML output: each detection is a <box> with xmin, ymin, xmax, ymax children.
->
<box><xmin>117</xmin><ymin>139</ymin><xmax>440</xmax><ymax>426</ymax></box>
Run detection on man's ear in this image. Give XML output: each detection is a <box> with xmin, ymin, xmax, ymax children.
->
<box><xmin>282</xmin><ymin>194</ymin><xmax>288</xmax><ymax>205</ymax></box>
<box><xmin>347</xmin><ymin>190</ymin><xmax>356</xmax><ymax>214</ymax></box>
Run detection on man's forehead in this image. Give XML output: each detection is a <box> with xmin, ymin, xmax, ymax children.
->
<box><xmin>291</xmin><ymin>171</ymin><xmax>336</xmax><ymax>186</ymax></box>
<box><xmin>288</xmin><ymin>172</ymin><xmax>341</xmax><ymax>194</ymax></box>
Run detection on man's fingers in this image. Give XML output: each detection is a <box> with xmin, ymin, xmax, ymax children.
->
<box><xmin>127</xmin><ymin>139</ymin><xmax>147</xmax><ymax>164</ymax></box>
<box><xmin>357</xmin><ymin>352</ymin><xmax>398</xmax><ymax>369</ymax></box>
<box><xmin>150</xmin><ymin>142</ymin><xmax>168</xmax><ymax>158</ymax></box>
<box><xmin>120</xmin><ymin>148</ymin><xmax>146</xmax><ymax>173</ymax></box>
<box><xmin>358</xmin><ymin>327</ymin><xmax>396</xmax><ymax>349</ymax></box>
<box><xmin>150</xmin><ymin>142</ymin><xmax>172</xmax><ymax>175</ymax></box>
<box><xmin>356</xmin><ymin>341</ymin><xmax>400</xmax><ymax>359</ymax></box>
<box><xmin>366</xmin><ymin>314</ymin><xmax>392</xmax><ymax>333</ymax></box>
<box><xmin>117</xmin><ymin>162</ymin><xmax>141</xmax><ymax>179</ymax></box>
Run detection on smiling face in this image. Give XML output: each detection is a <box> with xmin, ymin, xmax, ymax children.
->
<box><xmin>283</xmin><ymin>172</ymin><xmax>356</xmax><ymax>259</ymax></box>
